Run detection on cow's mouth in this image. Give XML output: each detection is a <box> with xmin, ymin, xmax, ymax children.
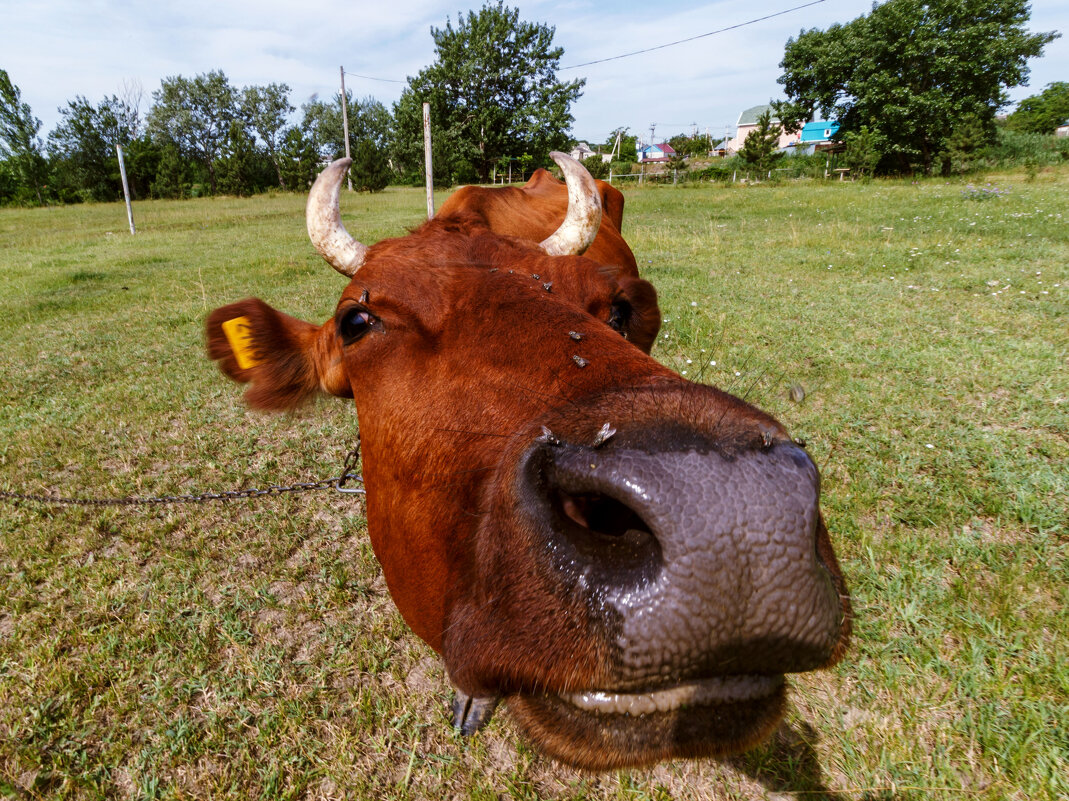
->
<box><xmin>507</xmin><ymin>675</ymin><xmax>787</xmax><ymax>770</ymax></box>
<box><xmin>560</xmin><ymin>673</ymin><xmax>784</xmax><ymax>714</ymax></box>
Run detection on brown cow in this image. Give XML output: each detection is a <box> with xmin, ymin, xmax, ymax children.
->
<box><xmin>206</xmin><ymin>154</ymin><xmax>850</xmax><ymax>771</ymax></box>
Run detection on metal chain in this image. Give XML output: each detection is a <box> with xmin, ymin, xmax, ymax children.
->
<box><xmin>0</xmin><ymin>444</ymin><xmax>364</xmax><ymax>507</ymax></box>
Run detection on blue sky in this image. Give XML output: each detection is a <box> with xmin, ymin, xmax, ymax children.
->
<box><xmin>2</xmin><ymin>0</ymin><xmax>1066</xmax><ymax>147</ymax></box>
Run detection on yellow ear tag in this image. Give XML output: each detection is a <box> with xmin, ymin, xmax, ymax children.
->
<box><xmin>221</xmin><ymin>316</ymin><xmax>260</xmax><ymax>370</ymax></box>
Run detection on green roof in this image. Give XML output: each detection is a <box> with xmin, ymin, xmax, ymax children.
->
<box><xmin>737</xmin><ymin>104</ymin><xmax>780</xmax><ymax>126</ymax></box>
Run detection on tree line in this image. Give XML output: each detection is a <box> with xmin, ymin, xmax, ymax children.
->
<box><xmin>0</xmin><ymin>68</ymin><xmax>396</xmax><ymax>205</ymax></box>
<box><xmin>0</xmin><ymin>2</ymin><xmax>583</xmax><ymax>206</ymax></box>
<box><xmin>1</xmin><ymin>0</ymin><xmax>1063</xmax><ymax>205</ymax></box>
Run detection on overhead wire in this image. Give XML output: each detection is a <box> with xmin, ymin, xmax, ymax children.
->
<box><xmin>559</xmin><ymin>0</ymin><xmax>827</xmax><ymax>70</ymax></box>
<box><xmin>340</xmin><ymin>0</ymin><xmax>826</xmax><ymax>85</ymax></box>
<box><xmin>343</xmin><ymin>70</ymin><xmax>405</xmax><ymax>84</ymax></box>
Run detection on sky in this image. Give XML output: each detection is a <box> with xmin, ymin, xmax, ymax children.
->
<box><xmin>2</xmin><ymin>0</ymin><xmax>1067</xmax><ymax>148</ymax></box>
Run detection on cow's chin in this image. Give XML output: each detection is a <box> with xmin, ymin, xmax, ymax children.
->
<box><xmin>505</xmin><ymin>677</ymin><xmax>788</xmax><ymax>771</ymax></box>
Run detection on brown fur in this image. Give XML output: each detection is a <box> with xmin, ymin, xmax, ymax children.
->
<box><xmin>437</xmin><ymin>169</ymin><xmax>638</xmax><ymax>276</ymax></box>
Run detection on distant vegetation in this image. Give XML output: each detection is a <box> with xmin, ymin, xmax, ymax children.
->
<box><xmin>773</xmin><ymin>0</ymin><xmax>1059</xmax><ymax>175</ymax></box>
<box><xmin>0</xmin><ymin>0</ymin><xmax>1064</xmax><ymax>205</ymax></box>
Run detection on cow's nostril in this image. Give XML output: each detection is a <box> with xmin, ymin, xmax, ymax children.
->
<box><xmin>555</xmin><ymin>489</ymin><xmax>651</xmax><ymax>540</ymax></box>
<box><xmin>545</xmin><ymin>480</ymin><xmax>661</xmax><ymax>584</ymax></box>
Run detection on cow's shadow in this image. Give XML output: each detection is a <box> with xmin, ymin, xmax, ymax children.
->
<box><xmin>729</xmin><ymin>719</ymin><xmax>850</xmax><ymax>801</ymax></box>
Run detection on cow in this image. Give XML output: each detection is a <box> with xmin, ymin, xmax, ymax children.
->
<box><xmin>206</xmin><ymin>154</ymin><xmax>851</xmax><ymax>771</ymax></box>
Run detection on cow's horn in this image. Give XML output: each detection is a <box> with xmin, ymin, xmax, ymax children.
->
<box><xmin>540</xmin><ymin>151</ymin><xmax>603</xmax><ymax>257</ymax></box>
<box><xmin>306</xmin><ymin>158</ymin><xmax>368</xmax><ymax>277</ymax></box>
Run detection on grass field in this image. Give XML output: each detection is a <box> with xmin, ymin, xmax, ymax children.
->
<box><xmin>0</xmin><ymin>166</ymin><xmax>1066</xmax><ymax>800</ymax></box>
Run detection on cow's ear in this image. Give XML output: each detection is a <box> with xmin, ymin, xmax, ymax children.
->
<box><xmin>206</xmin><ymin>298</ymin><xmax>351</xmax><ymax>411</ymax></box>
<box><xmin>617</xmin><ymin>276</ymin><xmax>661</xmax><ymax>355</ymax></box>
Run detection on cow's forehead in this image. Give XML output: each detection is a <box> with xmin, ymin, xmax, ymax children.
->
<box><xmin>335</xmin><ymin>234</ymin><xmax>614</xmax><ymax>313</ymax></box>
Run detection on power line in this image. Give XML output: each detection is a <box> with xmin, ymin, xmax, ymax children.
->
<box><xmin>559</xmin><ymin>0</ymin><xmax>826</xmax><ymax>70</ymax></box>
<box><xmin>338</xmin><ymin>1</ymin><xmax>826</xmax><ymax>88</ymax></box>
<box><xmin>343</xmin><ymin>70</ymin><xmax>405</xmax><ymax>84</ymax></box>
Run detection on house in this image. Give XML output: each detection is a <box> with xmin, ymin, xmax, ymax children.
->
<box><xmin>569</xmin><ymin>141</ymin><xmax>596</xmax><ymax>162</ymax></box>
<box><xmin>1056</xmin><ymin>121</ymin><xmax>1069</xmax><ymax>137</ymax></box>
<box><xmin>793</xmin><ymin>120</ymin><xmax>841</xmax><ymax>154</ymax></box>
<box><xmin>727</xmin><ymin>104</ymin><xmax>800</xmax><ymax>152</ymax></box>
<box><xmin>800</xmin><ymin>120</ymin><xmax>840</xmax><ymax>144</ymax></box>
<box><xmin>710</xmin><ymin>138</ymin><xmax>733</xmax><ymax>157</ymax></box>
<box><xmin>638</xmin><ymin>142</ymin><xmax>677</xmax><ymax>163</ymax></box>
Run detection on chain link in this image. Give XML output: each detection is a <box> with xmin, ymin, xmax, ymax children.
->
<box><xmin>0</xmin><ymin>445</ymin><xmax>364</xmax><ymax>507</ymax></box>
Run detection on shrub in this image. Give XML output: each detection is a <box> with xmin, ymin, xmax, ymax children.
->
<box><xmin>581</xmin><ymin>154</ymin><xmax>609</xmax><ymax>180</ymax></box>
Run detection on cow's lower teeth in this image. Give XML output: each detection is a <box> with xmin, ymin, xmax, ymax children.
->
<box><xmin>560</xmin><ymin>675</ymin><xmax>784</xmax><ymax>716</ymax></box>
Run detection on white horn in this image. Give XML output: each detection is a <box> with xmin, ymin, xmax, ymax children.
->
<box><xmin>306</xmin><ymin>158</ymin><xmax>368</xmax><ymax>277</ymax></box>
<box><xmin>539</xmin><ymin>151</ymin><xmax>603</xmax><ymax>257</ymax></box>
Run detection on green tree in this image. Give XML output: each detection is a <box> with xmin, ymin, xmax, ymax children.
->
<box><xmin>350</xmin><ymin>139</ymin><xmax>391</xmax><ymax>192</ymax></box>
<box><xmin>148</xmin><ymin>70</ymin><xmax>238</xmax><ymax>194</ymax></box>
<box><xmin>0</xmin><ymin>69</ymin><xmax>48</xmax><ymax>204</ymax></box>
<box><xmin>394</xmin><ymin>1</ymin><xmax>584</xmax><ymax>183</ymax></box>
<box><xmin>841</xmin><ymin>124</ymin><xmax>883</xmax><ymax>177</ymax></box>
<box><xmin>775</xmin><ymin>0</ymin><xmax>1058</xmax><ymax>174</ymax></box>
<box><xmin>47</xmin><ymin>94</ymin><xmax>140</xmax><ymax>202</ymax></box>
<box><xmin>1006</xmin><ymin>82</ymin><xmax>1069</xmax><ymax>134</ymax></box>
<box><xmin>943</xmin><ymin>113</ymin><xmax>990</xmax><ymax>173</ymax></box>
<box><xmin>242</xmin><ymin>83</ymin><xmax>293</xmax><ymax>188</ymax></box>
<box><xmin>603</xmin><ymin>127</ymin><xmax>638</xmax><ymax>163</ymax></box>
<box><xmin>301</xmin><ymin>92</ymin><xmax>388</xmax><ymax>158</ymax></box>
<box><xmin>737</xmin><ymin>109</ymin><xmax>785</xmax><ymax>176</ymax></box>
<box><xmin>581</xmin><ymin>154</ymin><xmax>609</xmax><ymax>180</ymax></box>
<box><xmin>278</xmin><ymin>127</ymin><xmax>320</xmax><ymax>191</ymax></box>
<box><xmin>668</xmin><ymin>132</ymin><xmax>710</xmax><ymax>157</ymax></box>
<box><xmin>216</xmin><ymin>120</ymin><xmax>271</xmax><ymax>196</ymax></box>
<box><xmin>151</xmin><ymin>142</ymin><xmax>193</xmax><ymax>199</ymax></box>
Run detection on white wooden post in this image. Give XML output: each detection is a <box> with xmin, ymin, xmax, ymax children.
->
<box><xmin>116</xmin><ymin>144</ymin><xmax>135</xmax><ymax>234</ymax></box>
<box><xmin>340</xmin><ymin>67</ymin><xmax>353</xmax><ymax>191</ymax></box>
<box><xmin>423</xmin><ymin>102</ymin><xmax>434</xmax><ymax>219</ymax></box>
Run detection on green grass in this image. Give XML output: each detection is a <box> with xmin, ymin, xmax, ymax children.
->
<box><xmin>1</xmin><ymin>168</ymin><xmax>1066</xmax><ymax>800</ymax></box>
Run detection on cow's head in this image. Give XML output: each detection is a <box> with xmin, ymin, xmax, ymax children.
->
<box><xmin>206</xmin><ymin>155</ymin><xmax>850</xmax><ymax>770</ymax></box>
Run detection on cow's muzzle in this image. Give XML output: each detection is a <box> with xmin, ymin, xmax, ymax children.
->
<box><xmin>519</xmin><ymin>435</ymin><xmax>844</xmax><ymax>685</ymax></box>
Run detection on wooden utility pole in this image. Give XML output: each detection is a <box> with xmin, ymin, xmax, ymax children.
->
<box><xmin>423</xmin><ymin>102</ymin><xmax>434</xmax><ymax>219</ymax></box>
<box><xmin>339</xmin><ymin>66</ymin><xmax>353</xmax><ymax>191</ymax></box>
<box><xmin>116</xmin><ymin>144</ymin><xmax>135</xmax><ymax>234</ymax></box>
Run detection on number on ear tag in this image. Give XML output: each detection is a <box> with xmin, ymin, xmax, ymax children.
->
<box><xmin>221</xmin><ymin>316</ymin><xmax>260</xmax><ymax>370</ymax></box>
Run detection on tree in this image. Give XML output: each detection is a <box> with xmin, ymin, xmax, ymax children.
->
<box><xmin>841</xmin><ymin>125</ymin><xmax>883</xmax><ymax>178</ymax></box>
<box><xmin>581</xmin><ymin>154</ymin><xmax>609</xmax><ymax>179</ymax></box>
<box><xmin>242</xmin><ymin>83</ymin><xmax>293</xmax><ymax>188</ymax></box>
<box><xmin>351</xmin><ymin>139</ymin><xmax>391</xmax><ymax>192</ymax></box>
<box><xmin>603</xmin><ymin>127</ymin><xmax>637</xmax><ymax>163</ymax></box>
<box><xmin>394</xmin><ymin>1</ymin><xmax>584</xmax><ymax>183</ymax></box>
<box><xmin>278</xmin><ymin>127</ymin><xmax>320</xmax><ymax>191</ymax></box>
<box><xmin>48</xmin><ymin>94</ymin><xmax>140</xmax><ymax>201</ymax></box>
<box><xmin>216</xmin><ymin>120</ymin><xmax>269</xmax><ymax>196</ymax></box>
<box><xmin>151</xmin><ymin>142</ymin><xmax>193</xmax><ymax>199</ymax></box>
<box><xmin>669</xmin><ymin>132</ymin><xmax>710</xmax><ymax>157</ymax></box>
<box><xmin>1006</xmin><ymin>82</ymin><xmax>1069</xmax><ymax>134</ymax></box>
<box><xmin>775</xmin><ymin>0</ymin><xmax>1058</xmax><ymax>174</ymax></box>
<box><xmin>148</xmin><ymin>70</ymin><xmax>238</xmax><ymax>194</ymax></box>
<box><xmin>301</xmin><ymin>92</ymin><xmax>391</xmax><ymax>161</ymax></box>
<box><xmin>0</xmin><ymin>69</ymin><xmax>48</xmax><ymax>204</ymax></box>
<box><xmin>738</xmin><ymin>109</ymin><xmax>785</xmax><ymax>176</ymax></box>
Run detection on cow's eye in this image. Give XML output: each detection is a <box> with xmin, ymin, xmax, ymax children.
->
<box><xmin>338</xmin><ymin>308</ymin><xmax>373</xmax><ymax>345</ymax></box>
<box><xmin>608</xmin><ymin>300</ymin><xmax>632</xmax><ymax>338</ymax></box>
